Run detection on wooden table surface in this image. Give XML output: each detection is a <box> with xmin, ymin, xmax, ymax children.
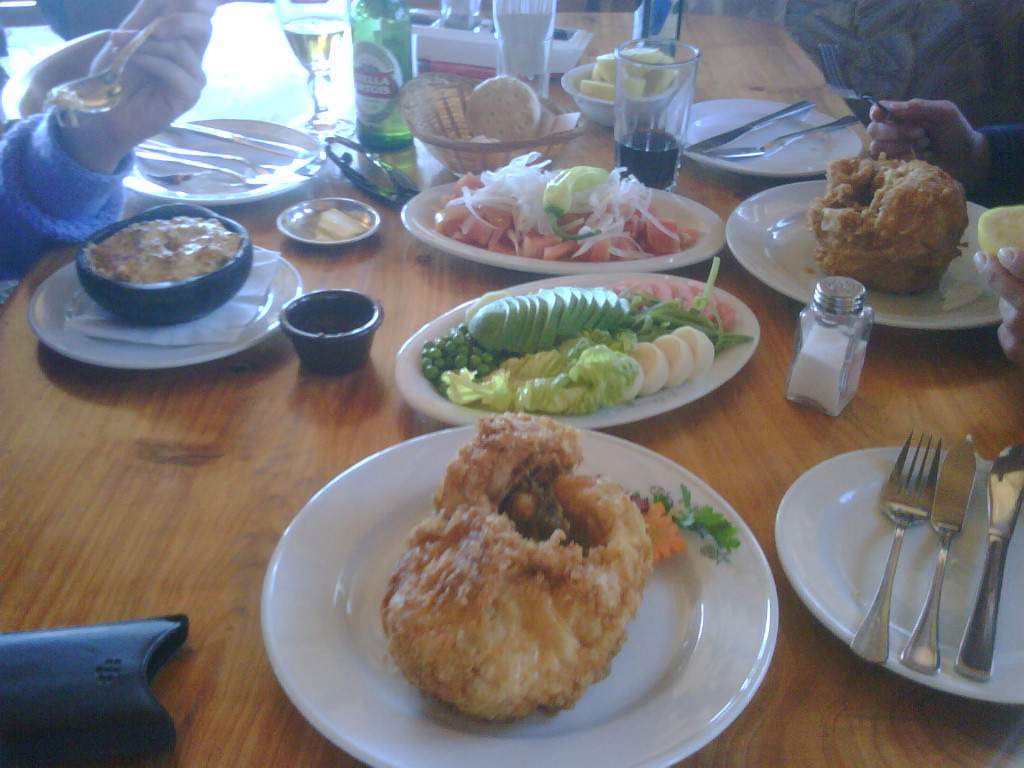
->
<box><xmin>2</xmin><ymin>4</ymin><xmax>1023</xmax><ymax>767</ymax></box>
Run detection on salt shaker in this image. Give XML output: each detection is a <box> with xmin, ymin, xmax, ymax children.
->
<box><xmin>785</xmin><ymin>276</ymin><xmax>873</xmax><ymax>416</ymax></box>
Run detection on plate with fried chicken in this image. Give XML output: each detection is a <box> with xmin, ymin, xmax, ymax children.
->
<box><xmin>726</xmin><ymin>158</ymin><xmax>1000</xmax><ymax>329</ymax></box>
<box><xmin>262</xmin><ymin>416</ymin><xmax>778</xmax><ymax>768</ymax></box>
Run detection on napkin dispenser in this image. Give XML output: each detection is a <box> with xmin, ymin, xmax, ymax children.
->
<box><xmin>411</xmin><ymin>9</ymin><xmax>592</xmax><ymax>78</ymax></box>
<box><xmin>0</xmin><ymin>614</ymin><xmax>188</xmax><ymax>767</ymax></box>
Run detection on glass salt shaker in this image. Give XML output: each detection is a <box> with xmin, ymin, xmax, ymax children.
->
<box><xmin>785</xmin><ymin>276</ymin><xmax>873</xmax><ymax>416</ymax></box>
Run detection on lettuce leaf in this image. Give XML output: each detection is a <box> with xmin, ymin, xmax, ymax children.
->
<box><xmin>442</xmin><ymin>336</ymin><xmax>639</xmax><ymax>415</ymax></box>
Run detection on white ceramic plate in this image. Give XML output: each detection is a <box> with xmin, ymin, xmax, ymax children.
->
<box><xmin>685</xmin><ymin>99</ymin><xmax>864</xmax><ymax>178</ymax></box>
<box><xmin>125</xmin><ymin>119</ymin><xmax>321</xmax><ymax>205</ymax></box>
<box><xmin>727</xmin><ymin>180</ymin><xmax>1000</xmax><ymax>329</ymax></box>
<box><xmin>262</xmin><ymin>426</ymin><xmax>778</xmax><ymax>768</ymax></box>
<box><xmin>394</xmin><ymin>272</ymin><xmax>760</xmax><ymax>428</ymax></box>
<box><xmin>401</xmin><ymin>184</ymin><xmax>726</xmax><ymax>275</ymax></box>
<box><xmin>276</xmin><ymin>197</ymin><xmax>382</xmax><ymax>246</ymax></box>
<box><xmin>28</xmin><ymin>259</ymin><xmax>302</xmax><ymax>369</ymax></box>
<box><xmin>777</xmin><ymin>447</ymin><xmax>1024</xmax><ymax>703</ymax></box>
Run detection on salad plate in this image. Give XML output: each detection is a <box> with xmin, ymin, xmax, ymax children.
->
<box><xmin>684</xmin><ymin>99</ymin><xmax>864</xmax><ymax>178</ymax></box>
<box><xmin>727</xmin><ymin>180</ymin><xmax>1000</xmax><ymax>329</ymax></box>
<box><xmin>777</xmin><ymin>447</ymin><xmax>1023</xmax><ymax>703</ymax></box>
<box><xmin>394</xmin><ymin>272</ymin><xmax>760</xmax><ymax>428</ymax></box>
<box><xmin>28</xmin><ymin>258</ymin><xmax>302</xmax><ymax>369</ymax></box>
<box><xmin>401</xmin><ymin>184</ymin><xmax>726</xmax><ymax>275</ymax></box>
<box><xmin>262</xmin><ymin>426</ymin><xmax>778</xmax><ymax>768</ymax></box>
<box><xmin>125</xmin><ymin>119</ymin><xmax>321</xmax><ymax>205</ymax></box>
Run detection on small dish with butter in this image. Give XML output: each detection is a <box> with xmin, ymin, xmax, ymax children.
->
<box><xmin>276</xmin><ymin>198</ymin><xmax>381</xmax><ymax>246</ymax></box>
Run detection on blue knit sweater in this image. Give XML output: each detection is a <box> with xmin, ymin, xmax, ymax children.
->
<box><xmin>0</xmin><ymin>110</ymin><xmax>130</xmax><ymax>280</ymax></box>
<box><xmin>979</xmin><ymin>124</ymin><xmax>1024</xmax><ymax>207</ymax></box>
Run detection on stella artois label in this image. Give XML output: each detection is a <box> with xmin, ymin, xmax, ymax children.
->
<box><xmin>353</xmin><ymin>41</ymin><xmax>403</xmax><ymax>125</ymax></box>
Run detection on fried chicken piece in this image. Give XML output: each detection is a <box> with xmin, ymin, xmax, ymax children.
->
<box><xmin>433</xmin><ymin>411</ymin><xmax>583</xmax><ymax>512</ymax></box>
<box><xmin>806</xmin><ymin>157</ymin><xmax>969</xmax><ymax>294</ymax></box>
<box><xmin>381</xmin><ymin>414</ymin><xmax>653</xmax><ymax>721</ymax></box>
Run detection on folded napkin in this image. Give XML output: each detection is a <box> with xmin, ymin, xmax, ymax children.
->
<box><xmin>65</xmin><ymin>247</ymin><xmax>282</xmax><ymax>347</ymax></box>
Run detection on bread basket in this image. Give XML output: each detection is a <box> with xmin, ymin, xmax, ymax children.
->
<box><xmin>397</xmin><ymin>73</ymin><xmax>585</xmax><ymax>175</ymax></box>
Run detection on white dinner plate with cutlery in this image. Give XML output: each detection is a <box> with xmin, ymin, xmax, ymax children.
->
<box><xmin>401</xmin><ymin>185</ymin><xmax>726</xmax><ymax>275</ymax></box>
<box><xmin>393</xmin><ymin>272</ymin><xmax>759</xmax><ymax>428</ymax></box>
<box><xmin>28</xmin><ymin>257</ymin><xmax>302</xmax><ymax>369</ymax></box>
<box><xmin>125</xmin><ymin>119</ymin><xmax>322</xmax><ymax>204</ymax></box>
<box><xmin>684</xmin><ymin>99</ymin><xmax>865</xmax><ymax>177</ymax></box>
<box><xmin>262</xmin><ymin>426</ymin><xmax>778</xmax><ymax>768</ymax></box>
<box><xmin>727</xmin><ymin>180</ymin><xmax>1001</xmax><ymax>329</ymax></box>
<box><xmin>776</xmin><ymin>446</ymin><xmax>1024</xmax><ymax>703</ymax></box>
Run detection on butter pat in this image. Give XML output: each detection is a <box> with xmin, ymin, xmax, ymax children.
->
<box><xmin>315</xmin><ymin>208</ymin><xmax>366</xmax><ymax>241</ymax></box>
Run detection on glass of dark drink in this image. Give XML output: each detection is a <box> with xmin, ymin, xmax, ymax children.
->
<box><xmin>614</xmin><ymin>39</ymin><xmax>699</xmax><ymax>191</ymax></box>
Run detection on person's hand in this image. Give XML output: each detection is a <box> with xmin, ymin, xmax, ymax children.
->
<box><xmin>866</xmin><ymin>98</ymin><xmax>990</xmax><ymax>194</ymax></box>
<box><xmin>975</xmin><ymin>248</ymin><xmax>1024</xmax><ymax>366</ymax></box>
<box><xmin>59</xmin><ymin>0</ymin><xmax>217</xmax><ymax>173</ymax></box>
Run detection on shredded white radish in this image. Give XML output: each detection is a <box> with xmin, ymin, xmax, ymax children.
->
<box><xmin>442</xmin><ymin>154</ymin><xmax>666</xmax><ymax>260</ymax></box>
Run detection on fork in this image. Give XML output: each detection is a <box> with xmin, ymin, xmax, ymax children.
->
<box><xmin>850</xmin><ymin>432</ymin><xmax>941</xmax><ymax>663</ymax></box>
<box><xmin>702</xmin><ymin>115</ymin><xmax>860</xmax><ymax>160</ymax></box>
<box><xmin>817</xmin><ymin>42</ymin><xmax>894</xmax><ymax>123</ymax></box>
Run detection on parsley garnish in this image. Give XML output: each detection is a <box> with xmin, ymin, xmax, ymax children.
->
<box><xmin>632</xmin><ymin>484</ymin><xmax>740</xmax><ymax>562</ymax></box>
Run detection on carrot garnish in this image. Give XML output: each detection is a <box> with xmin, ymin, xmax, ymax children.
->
<box><xmin>644</xmin><ymin>501</ymin><xmax>687</xmax><ymax>563</ymax></box>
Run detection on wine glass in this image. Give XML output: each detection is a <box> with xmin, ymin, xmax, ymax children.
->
<box><xmin>275</xmin><ymin>0</ymin><xmax>350</xmax><ymax>135</ymax></box>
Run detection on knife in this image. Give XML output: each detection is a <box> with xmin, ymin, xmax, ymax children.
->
<box><xmin>955</xmin><ymin>444</ymin><xmax>1024</xmax><ymax>680</ymax></box>
<box><xmin>166</xmin><ymin>123</ymin><xmax>310</xmax><ymax>159</ymax></box>
<box><xmin>899</xmin><ymin>437</ymin><xmax>976</xmax><ymax>674</ymax></box>
<box><xmin>685</xmin><ymin>100</ymin><xmax>817</xmax><ymax>154</ymax></box>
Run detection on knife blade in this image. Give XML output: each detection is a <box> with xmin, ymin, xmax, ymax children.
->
<box><xmin>898</xmin><ymin>436</ymin><xmax>975</xmax><ymax>674</ymax></box>
<box><xmin>685</xmin><ymin>100</ymin><xmax>816</xmax><ymax>153</ymax></box>
<box><xmin>166</xmin><ymin>123</ymin><xmax>310</xmax><ymax>159</ymax></box>
<box><xmin>931</xmin><ymin>437</ymin><xmax>977</xmax><ymax>532</ymax></box>
<box><xmin>955</xmin><ymin>444</ymin><xmax>1024</xmax><ymax>680</ymax></box>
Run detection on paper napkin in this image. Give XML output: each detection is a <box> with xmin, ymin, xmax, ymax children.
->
<box><xmin>66</xmin><ymin>247</ymin><xmax>282</xmax><ymax>346</ymax></box>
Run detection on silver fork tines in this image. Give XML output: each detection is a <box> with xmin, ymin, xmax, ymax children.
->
<box><xmin>850</xmin><ymin>432</ymin><xmax>941</xmax><ymax>663</ymax></box>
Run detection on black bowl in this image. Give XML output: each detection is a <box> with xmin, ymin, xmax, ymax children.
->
<box><xmin>75</xmin><ymin>203</ymin><xmax>253</xmax><ymax>325</ymax></box>
<box><xmin>280</xmin><ymin>290</ymin><xmax>383</xmax><ymax>375</ymax></box>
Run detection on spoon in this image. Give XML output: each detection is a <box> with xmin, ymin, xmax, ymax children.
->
<box><xmin>45</xmin><ymin>20</ymin><xmax>158</xmax><ymax>116</ymax></box>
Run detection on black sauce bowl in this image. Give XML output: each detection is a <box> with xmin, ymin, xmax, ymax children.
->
<box><xmin>280</xmin><ymin>290</ymin><xmax>384</xmax><ymax>375</ymax></box>
<box><xmin>75</xmin><ymin>203</ymin><xmax>253</xmax><ymax>326</ymax></box>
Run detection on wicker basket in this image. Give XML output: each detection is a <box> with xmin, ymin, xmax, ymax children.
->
<box><xmin>397</xmin><ymin>73</ymin><xmax>585</xmax><ymax>176</ymax></box>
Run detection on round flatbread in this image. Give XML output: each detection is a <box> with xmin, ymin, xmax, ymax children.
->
<box><xmin>466</xmin><ymin>76</ymin><xmax>542</xmax><ymax>141</ymax></box>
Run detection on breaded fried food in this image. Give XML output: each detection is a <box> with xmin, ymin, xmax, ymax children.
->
<box><xmin>381</xmin><ymin>414</ymin><xmax>653</xmax><ymax>721</ymax></box>
<box><xmin>806</xmin><ymin>157</ymin><xmax>969</xmax><ymax>294</ymax></box>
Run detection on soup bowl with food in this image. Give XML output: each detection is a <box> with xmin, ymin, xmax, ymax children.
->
<box><xmin>76</xmin><ymin>203</ymin><xmax>253</xmax><ymax>325</ymax></box>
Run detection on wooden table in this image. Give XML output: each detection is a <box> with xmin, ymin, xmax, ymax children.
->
<box><xmin>2</xmin><ymin>4</ymin><xmax>1023</xmax><ymax>767</ymax></box>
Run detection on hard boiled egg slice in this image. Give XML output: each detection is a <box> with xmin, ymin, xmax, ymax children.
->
<box><xmin>672</xmin><ymin>326</ymin><xmax>715</xmax><ymax>378</ymax></box>
<box><xmin>620</xmin><ymin>357</ymin><xmax>644</xmax><ymax>402</ymax></box>
<box><xmin>632</xmin><ymin>342</ymin><xmax>669</xmax><ymax>396</ymax></box>
<box><xmin>653</xmin><ymin>333</ymin><xmax>695</xmax><ymax>387</ymax></box>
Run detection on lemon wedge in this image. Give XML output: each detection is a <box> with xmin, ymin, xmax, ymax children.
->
<box><xmin>978</xmin><ymin>205</ymin><xmax>1024</xmax><ymax>253</ymax></box>
<box><xmin>579</xmin><ymin>78</ymin><xmax>615</xmax><ymax>100</ymax></box>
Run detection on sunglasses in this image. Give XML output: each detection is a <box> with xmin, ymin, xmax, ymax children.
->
<box><xmin>325</xmin><ymin>135</ymin><xmax>419</xmax><ymax>207</ymax></box>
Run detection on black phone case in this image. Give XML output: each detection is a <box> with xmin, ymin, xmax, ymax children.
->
<box><xmin>0</xmin><ymin>614</ymin><xmax>188</xmax><ymax>767</ymax></box>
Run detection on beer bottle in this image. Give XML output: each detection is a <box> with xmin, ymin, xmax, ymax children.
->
<box><xmin>350</xmin><ymin>0</ymin><xmax>414</xmax><ymax>151</ymax></box>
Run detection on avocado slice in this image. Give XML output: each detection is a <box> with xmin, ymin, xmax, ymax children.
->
<box><xmin>468</xmin><ymin>297</ymin><xmax>511</xmax><ymax>350</ymax></box>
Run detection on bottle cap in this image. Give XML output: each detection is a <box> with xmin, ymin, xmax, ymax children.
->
<box><xmin>812</xmin><ymin>276</ymin><xmax>866</xmax><ymax>315</ymax></box>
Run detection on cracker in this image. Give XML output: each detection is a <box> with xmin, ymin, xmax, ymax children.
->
<box><xmin>465</xmin><ymin>76</ymin><xmax>542</xmax><ymax>141</ymax></box>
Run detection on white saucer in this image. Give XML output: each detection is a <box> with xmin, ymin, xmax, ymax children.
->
<box><xmin>29</xmin><ymin>258</ymin><xmax>302</xmax><ymax>368</ymax></box>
